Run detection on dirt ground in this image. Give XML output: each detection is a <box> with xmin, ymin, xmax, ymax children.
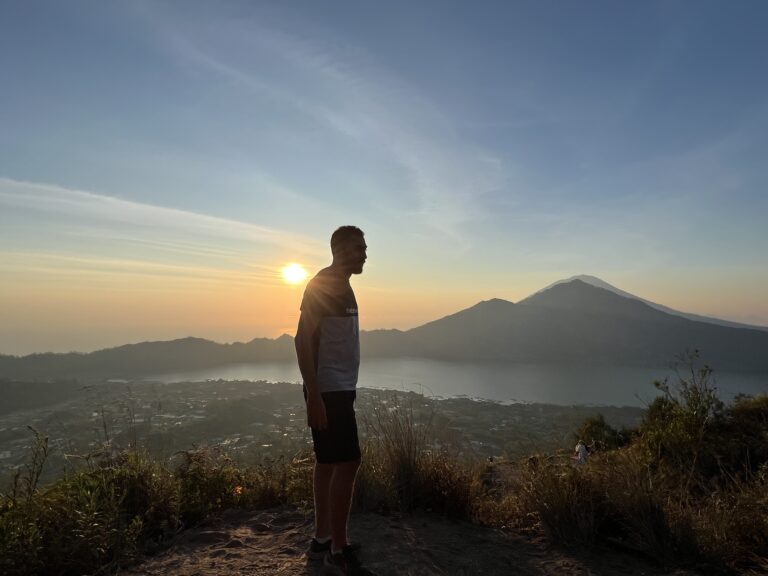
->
<box><xmin>118</xmin><ymin>506</ymin><xmax>703</xmax><ymax>576</ymax></box>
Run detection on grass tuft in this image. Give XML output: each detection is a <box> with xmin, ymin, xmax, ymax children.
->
<box><xmin>1</xmin><ymin>356</ymin><xmax>767</xmax><ymax>574</ymax></box>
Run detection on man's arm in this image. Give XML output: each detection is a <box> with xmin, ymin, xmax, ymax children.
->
<box><xmin>295</xmin><ymin>310</ymin><xmax>328</xmax><ymax>430</ymax></box>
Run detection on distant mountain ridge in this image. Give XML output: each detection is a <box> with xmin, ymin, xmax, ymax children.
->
<box><xmin>534</xmin><ymin>275</ymin><xmax>768</xmax><ymax>332</ymax></box>
<box><xmin>363</xmin><ymin>280</ymin><xmax>768</xmax><ymax>371</ymax></box>
<box><xmin>0</xmin><ymin>335</ymin><xmax>296</xmax><ymax>380</ymax></box>
<box><xmin>2</xmin><ymin>278</ymin><xmax>767</xmax><ymax>379</ymax></box>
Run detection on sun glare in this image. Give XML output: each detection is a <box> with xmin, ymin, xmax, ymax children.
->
<box><xmin>282</xmin><ymin>263</ymin><xmax>308</xmax><ymax>285</ymax></box>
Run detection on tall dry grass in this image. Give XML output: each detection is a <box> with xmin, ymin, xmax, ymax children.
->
<box><xmin>497</xmin><ymin>355</ymin><xmax>768</xmax><ymax>573</ymax></box>
<box><xmin>2</xmin><ymin>365</ymin><xmax>766</xmax><ymax>575</ymax></box>
<box><xmin>0</xmin><ymin>431</ymin><xmax>311</xmax><ymax>576</ymax></box>
<box><xmin>355</xmin><ymin>392</ymin><xmax>478</xmax><ymax>517</ymax></box>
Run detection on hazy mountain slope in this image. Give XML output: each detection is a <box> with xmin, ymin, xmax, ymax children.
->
<box><xmin>363</xmin><ymin>280</ymin><xmax>768</xmax><ymax>370</ymax></box>
<box><xmin>520</xmin><ymin>279</ymin><xmax>669</xmax><ymax>319</ymax></box>
<box><xmin>3</xmin><ymin>279</ymin><xmax>767</xmax><ymax>379</ymax></box>
<box><xmin>535</xmin><ymin>274</ymin><xmax>768</xmax><ymax>332</ymax></box>
<box><xmin>0</xmin><ymin>335</ymin><xmax>295</xmax><ymax>379</ymax></box>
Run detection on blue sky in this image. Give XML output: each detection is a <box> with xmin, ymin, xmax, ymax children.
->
<box><xmin>1</xmin><ymin>1</ymin><xmax>767</xmax><ymax>353</ymax></box>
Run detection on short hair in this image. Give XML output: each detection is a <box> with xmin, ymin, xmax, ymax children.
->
<box><xmin>330</xmin><ymin>225</ymin><xmax>364</xmax><ymax>253</ymax></box>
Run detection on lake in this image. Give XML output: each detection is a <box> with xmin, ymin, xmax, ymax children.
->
<box><xmin>145</xmin><ymin>358</ymin><xmax>768</xmax><ymax>407</ymax></box>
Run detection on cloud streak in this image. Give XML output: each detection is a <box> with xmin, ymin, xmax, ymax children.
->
<box><xmin>158</xmin><ymin>15</ymin><xmax>508</xmax><ymax>250</ymax></box>
<box><xmin>0</xmin><ymin>177</ymin><xmax>323</xmax><ymax>254</ymax></box>
<box><xmin>0</xmin><ymin>177</ymin><xmax>326</xmax><ymax>287</ymax></box>
<box><xmin>0</xmin><ymin>251</ymin><xmax>286</xmax><ymax>288</ymax></box>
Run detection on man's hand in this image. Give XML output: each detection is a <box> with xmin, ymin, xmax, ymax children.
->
<box><xmin>306</xmin><ymin>390</ymin><xmax>328</xmax><ymax>430</ymax></box>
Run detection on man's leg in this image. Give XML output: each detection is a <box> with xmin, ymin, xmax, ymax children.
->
<box><xmin>314</xmin><ymin>462</ymin><xmax>334</xmax><ymax>539</ymax></box>
<box><xmin>329</xmin><ymin>458</ymin><xmax>361</xmax><ymax>551</ymax></box>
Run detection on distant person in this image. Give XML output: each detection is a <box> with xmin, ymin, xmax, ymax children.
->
<box><xmin>574</xmin><ymin>440</ymin><xmax>589</xmax><ymax>466</ymax></box>
<box><xmin>482</xmin><ymin>456</ymin><xmax>500</xmax><ymax>490</ymax></box>
<box><xmin>295</xmin><ymin>226</ymin><xmax>371</xmax><ymax>575</ymax></box>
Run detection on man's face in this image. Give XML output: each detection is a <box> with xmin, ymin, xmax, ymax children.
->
<box><xmin>340</xmin><ymin>236</ymin><xmax>367</xmax><ymax>274</ymax></box>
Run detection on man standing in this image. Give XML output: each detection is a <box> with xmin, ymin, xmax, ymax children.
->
<box><xmin>574</xmin><ymin>440</ymin><xmax>589</xmax><ymax>466</ymax></box>
<box><xmin>295</xmin><ymin>226</ymin><xmax>368</xmax><ymax>575</ymax></box>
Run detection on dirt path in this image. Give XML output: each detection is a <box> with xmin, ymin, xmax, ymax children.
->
<box><xmin>118</xmin><ymin>507</ymin><xmax>700</xmax><ymax>576</ymax></box>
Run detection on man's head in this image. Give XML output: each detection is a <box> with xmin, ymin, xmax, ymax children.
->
<box><xmin>331</xmin><ymin>225</ymin><xmax>367</xmax><ymax>275</ymax></box>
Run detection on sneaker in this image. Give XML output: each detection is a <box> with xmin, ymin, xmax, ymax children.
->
<box><xmin>323</xmin><ymin>550</ymin><xmax>349</xmax><ymax>575</ymax></box>
<box><xmin>323</xmin><ymin>545</ymin><xmax>368</xmax><ymax>576</ymax></box>
<box><xmin>307</xmin><ymin>538</ymin><xmax>361</xmax><ymax>560</ymax></box>
<box><xmin>306</xmin><ymin>537</ymin><xmax>331</xmax><ymax>559</ymax></box>
<box><xmin>344</xmin><ymin>541</ymin><xmax>362</xmax><ymax>554</ymax></box>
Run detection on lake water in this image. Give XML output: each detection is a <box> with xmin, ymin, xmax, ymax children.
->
<box><xmin>145</xmin><ymin>358</ymin><xmax>768</xmax><ymax>407</ymax></box>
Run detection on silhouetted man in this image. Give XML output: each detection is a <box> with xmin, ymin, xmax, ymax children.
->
<box><xmin>295</xmin><ymin>226</ymin><xmax>368</xmax><ymax>575</ymax></box>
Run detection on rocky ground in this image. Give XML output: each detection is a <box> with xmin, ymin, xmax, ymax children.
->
<box><xmin>118</xmin><ymin>506</ymin><xmax>702</xmax><ymax>576</ymax></box>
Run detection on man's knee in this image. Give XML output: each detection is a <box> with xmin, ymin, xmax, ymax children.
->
<box><xmin>337</xmin><ymin>458</ymin><xmax>361</xmax><ymax>474</ymax></box>
<box><xmin>315</xmin><ymin>462</ymin><xmax>335</xmax><ymax>479</ymax></box>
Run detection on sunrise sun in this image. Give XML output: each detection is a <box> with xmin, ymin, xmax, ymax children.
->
<box><xmin>281</xmin><ymin>263</ymin><xmax>308</xmax><ymax>284</ymax></box>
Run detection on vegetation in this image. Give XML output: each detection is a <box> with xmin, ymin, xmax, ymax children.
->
<box><xmin>511</xmin><ymin>353</ymin><xmax>768</xmax><ymax>574</ymax></box>
<box><xmin>1</xmin><ymin>353</ymin><xmax>766</xmax><ymax>575</ymax></box>
<box><xmin>0</xmin><ymin>378</ymin><xmax>644</xmax><ymax>487</ymax></box>
<box><xmin>0</xmin><ymin>435</ymin><xmax>312</xmax><ymax>576</ymax></box>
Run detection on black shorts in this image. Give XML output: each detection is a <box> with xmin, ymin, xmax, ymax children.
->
<box><xmin>304</xmin><ymin>387</ymin><xmax>361</xmax><ymax>464</ymax></box>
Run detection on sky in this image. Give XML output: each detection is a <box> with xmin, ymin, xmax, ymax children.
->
<box><xmin>1</xmin><ymin>0</ymin><xmax>767</xmax><ymax>355</ymax></box>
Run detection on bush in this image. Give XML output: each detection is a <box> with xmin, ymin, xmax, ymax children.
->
<box><xmin>598</xmin><ymin>448</ymin><xmax>693</xmax><ymax>560</ymax></box>
<box><xmin>693</xmin><ymin>464</ymin><xmax>768</xmax><ymax>571</ymax></box>
<box><xmin>574</xmin><ymin>413</ymin><xmax>632</xmax><ymax>451</ymax></box>
<box><xmin>358</xmin><ymin>392</ymin><xmax>478</xmax><ymax>518</ymax></box>
<box><xmin>0</xmin><ymin>434</ymin><xmax>179</xmax><ymax>576</ymax></box>
<box><xmin>517</xmin><ymin>454</ymin><xmax>600</xmax><ymax>545</ymax></box>
<box><xmin>3</xmin><ymin>369</ymin><xmax>767</xmax><ymax>575</ymax></box>
<box><xmin>639</xmin><ymin>351</ymin><xmax>726</xmax><ymax>494</ymax></box>
<box><xmin>176</xmin><ymin>446</ymin><xmax>243</xmax><ymax>524</ymax></box>
<box><xmin>0</xmin><ymin>432</ymin><xmax>311</xmax><ymax>575</ymax></box>
<box><xmin>719</xmin><ymin>394</ymin><xmax>768</xmax><ymax>478</ymax></box>
<box><xmin>513</xmin><ymin>447</ymin><xmax>701</xmax><ymax>561</ymax></box>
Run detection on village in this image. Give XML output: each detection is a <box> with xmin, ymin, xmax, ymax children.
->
<box><xmin>0</xmin><ymin>378</ymin><xmax>644</xmax><ymax>486</ymax></box>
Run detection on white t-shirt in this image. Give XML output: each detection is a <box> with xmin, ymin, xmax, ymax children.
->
<box><xmin>575</xmin><ymin>442</ymin><xmax>588</xmax><ymax>464</ymax></box>
<box><xmin>300</xmin><ymin>268</ymin><xmax>360</xmax><ymax>393</ymax></box>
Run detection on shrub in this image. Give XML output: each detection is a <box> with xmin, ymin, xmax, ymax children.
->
<box><xmin>719</xmin><ymin>394</ymin><xmax>768</xmax><ymax>478</ymax></box>
<box><xmin>175</xmin><ymin>446</ymin><xmax>244</xmax><ymax>524</ymax></box>
<box><xmin>280</xmin><ymin>453</ymin><xmax>314</xmax><ymax>509</ymax></box>
<box><xmin>639</xmin><ymin>351</ymin><xmax>726</xmax><ymax>494</ymax></box>
<box><xmin>574</xmin><ymin>413</ymin><xmax>632</xmax><ymax>451</ymax></box>
<box><xmin>598</xmin><ymin>447</ymin><xmax>691</xmax><ymax>561</ymax></box>
<box><xmin>0</xmin><ymin>433</ymin><xmax>311</xmax><ymax>575</ymax></box>
<box><xmin>354</xmin><ymin>443</ymin><xmax>397</xmax><ymax>512</ymax></box>
<box><xmin>516</xmin><ymin>453</ymin><xmax>600</xmax><ymax>545</ymax></box>
<box><xmin>358</xmin><ymin>392</ymin><xmax>478</xmax><ymax>518</ymax></box>
<box><xmin>693</xmin><ymin>464</ymin><xmax>768</xmax><ymax>571</ymax></box>
<box><xmin>0</xmin><ymin>434</ymin><xmax>179</xmax><ymax>576</ymax></box>
<box><xmin>3</xmin><ymin>373</ymin><xmax>767</xmax><ymax>574</ymax></box>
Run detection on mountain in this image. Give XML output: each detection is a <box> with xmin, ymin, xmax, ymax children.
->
<box><xmin>2</xmin><ymin>278</ymin><xmax>767</xmax><ymax>379</ymax></box>
<box><xmin>535</xmin><ymin>275</ymin><xmax>768</xmax><ymax>332</ymax></box>
<box><xmin>0</xmin><ymin>335</ymin><xmax>296</xmax><ymax>380</ymax></box>
<box><xmin>361</xmin><ymin>279</ymin><xmax>768</xmax><ymax>371</ymax></box>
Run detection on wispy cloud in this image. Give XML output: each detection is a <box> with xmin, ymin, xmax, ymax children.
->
<box><xmin>0</xmin><ymin>177</ymin><xmax>325</xmax><ymax>285</ymax></box>
<box><xmin>157</xmin><ymin>15</ymin><xmax>508</xmax><ymax>250</ymax></box>
<box><xmin>0</xmin><ymin>177</ymin><xmax>322</xmax><ymax>254</ymax></box>
<box><xmin>0</xmin><ymin>251</ymin><xmax>285</xmax><ymax>288</ymax></box>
